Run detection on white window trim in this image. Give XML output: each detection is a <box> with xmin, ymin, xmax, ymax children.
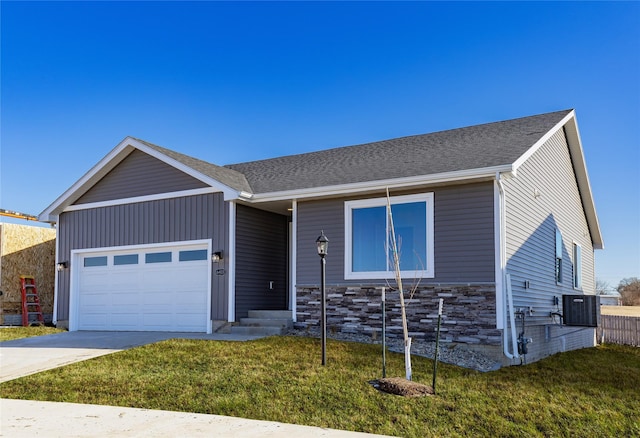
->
<box><xmin>555</xmin><ymin>228</ymin><xmax>563</xmax><ymax>285</ymax></box>
<box><xmin>344</xmin><ymin>193</ymin><xmax>434</xmax><ymax>280</ymax></box>
<box><xmin>573</xmin><ymin>241</ymin><xmax>582</xmax><ymax>290</ymax></box>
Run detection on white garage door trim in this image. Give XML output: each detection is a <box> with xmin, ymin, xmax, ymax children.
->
<box><xmin>69</xmin><ymin>239</ymin><xmax>212</xmax><ymax>333</ymax></box>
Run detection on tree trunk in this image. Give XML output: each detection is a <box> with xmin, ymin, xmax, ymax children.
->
<box><xmin>386</xmin><ymin>189</ymin><xmax>412</xmax><ymax>381</ymax></box>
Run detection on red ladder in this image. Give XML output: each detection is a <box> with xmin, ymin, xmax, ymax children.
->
<box><xmin>20</xmin><ymin>275</ymin><xmax>44</xmax><ymax>326</ymax></box>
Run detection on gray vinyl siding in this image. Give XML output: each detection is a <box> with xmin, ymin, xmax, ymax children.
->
<box><xmin>296</xmin><ymin>182</ymin><xmax>495</xmax><ymax>285</ymax></box>
<box><xmin>56</xmin><ymin>193</ymin><xmax>229</xmax><ymax>321</ymax></box>
<box><xmin>434</xmin><ymin>184</ymin><xmax>495</xmax><ymax>281</ymax></box>
<box><xmin>235</xmin><ymin>205</ymin><xmax>288</xmax><ymax>319</ymax></box>
<box><xmin>504</xmin><ymin>128</ymin><xmax>596</xmax><ymax>325</ymax></box>
<box><xmin>75</xmin><ymin>150</ymin><xmax>208</xmax><ymax>204</ymax></box>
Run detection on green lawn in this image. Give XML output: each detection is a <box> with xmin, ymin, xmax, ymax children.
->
<box><xmin>1</xmin><ymin>335</ymin><xmax>638</xmax><ymax>437</ymax></box>
<box><xmin>0</xmin><ymin>326</ymin><xmax>64</xmax><ymax>341</ymax></box>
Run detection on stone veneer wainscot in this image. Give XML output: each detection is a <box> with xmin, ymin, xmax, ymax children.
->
<box><xmin>295</xmin><ymin>284</ymin><xmax>501</xmax><ymax>345</ymax></box>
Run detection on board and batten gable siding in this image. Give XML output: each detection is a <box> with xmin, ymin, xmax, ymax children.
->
<box><xmin>56</xmin><ymin>193</ymin><xmax>229</xmax><ymax>322</ymax></box>
<box><xmin>234</xmin><ymin>204</ymin><xmax>288</xmax><ymax>319</ymax></box>
<box><xmin>296</xmin><ymin>182</ymin><xmax>495</xmax><ymax>285</ymax></box>
<box><xmin>74</xmin><ymin>150</ymin><xmax>208</xmax><ymax>205</ymax></box>
<box><xmin>504</xmin><ymin>128</ymin><xmax>595</xmax><ymax>324</ymax></box>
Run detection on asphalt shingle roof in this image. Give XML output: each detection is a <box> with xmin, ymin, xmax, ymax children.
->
<box><xmin>224</xmin><ymin>109</ymin><xmax>572</xmax><ymax>194</ymax></box>
<box><xmin>135</xmin><ymin>138</ymin><xmax>253</xmax><ymax>193</ymax></box>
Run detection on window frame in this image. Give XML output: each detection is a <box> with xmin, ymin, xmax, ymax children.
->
<box><xmin>555</xmin><ymin>228</ymin><xmax>563</xmax><ymax>284</ymax></box>
<box><xmin>83</xmin><ymin>256</ymin><xmax>108</xmax><ymax>267</ymax></box>
<box><xmin>145</xmin><ymin>251</ymin><xmax>172</xmax><ymax>264</ymax></box>
<box><xmin>344</xmin><ymin>192</ymin><xmax>434</xmax><ymax>280</ymax></box>
<box><xmin>573</xmin><ymin>242</ymin><xmax>582</xmax><ymax>289</ymax></box>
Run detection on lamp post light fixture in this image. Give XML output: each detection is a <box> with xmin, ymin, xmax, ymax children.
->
<box><xmin>316</xmin><ymin>230</ymin><xmax>329</xmax><ymax>365</ymax></box>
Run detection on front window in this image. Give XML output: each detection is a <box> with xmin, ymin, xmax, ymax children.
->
<box><xmin>345</xmin><ymin>193</ymin><xmax>434</xmax><ymax>280</ymax></box>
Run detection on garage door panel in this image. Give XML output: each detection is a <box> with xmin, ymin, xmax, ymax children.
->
<box><xmin>80</xmin><ymin>276</ymin><xmax>112</xmax><ymax>292</ymax></box>
<box><xmin>80</xmin><ymin>313</ymin><xmax>109</xmax><ymax>328</ymax></box>
<box><xmin>145</xmin><ymin>292</ymin><xmax>173</xmax><ymax>306</ymax></box>
<box><xmin>179</xmin><ymin>291</ymin><xmax>208</xmax><ymax>305</ymax></box>
<box><xmin>111</xmin><ymin>313</ymin><xmax>140</xmax><ymax>327</ymax></box>
<box><xmin>76</xmin><ymin>243</ymin><xmax>210</xmax><ymax>332</ymax></box>
<box><xmin>111</xmin><ymin>293</ymin><xmax>139</xmax><ymax>306</ymax></box>
<box><xmin>80</xmin><ymin>292</ymin><xmax>111</xmax><ymax>306</ymax></box>
<box><xmin>110</xmin><ymin>272</ymin><xmax>141</xmax><ymax>289</ymax></box>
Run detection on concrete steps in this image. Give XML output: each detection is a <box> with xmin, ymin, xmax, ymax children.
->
<box><xmin>230</xmin><ymin>310</ymin><xmax>293</xmax><ymax>336</ymax></box>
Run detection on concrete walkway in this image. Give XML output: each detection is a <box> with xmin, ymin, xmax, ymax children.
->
<box><xmin>0</xmin><ymin>331</ymin><xmax>395</xmax><ymax>437</ymax></box>
<box><xmin>1</xmin><ymin>399</ymin><xmax>393</xmax><ymax>437</ymax></box>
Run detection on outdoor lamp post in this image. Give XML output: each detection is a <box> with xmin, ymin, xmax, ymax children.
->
<box><xmin>316</xmin><ymin>230</ymin><xmax>329</xmax><ymax>365</ymax></box>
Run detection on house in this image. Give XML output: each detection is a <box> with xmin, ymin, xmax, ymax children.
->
<box><xmin>0</xmin><ymin>222</ymin><xmax>56</xmax><ymax>325</ymax></box>
<box><xmin>39</xmin><ymin>109</ymin><xmax>603</xmax><ymax>365</ymax></box>
<box><xmin>599</xmin><ymin>293</ymin><xmax>621</xmax><ymax>306</ymax></box>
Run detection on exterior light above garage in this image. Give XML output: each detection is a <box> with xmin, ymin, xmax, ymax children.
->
<box><xmin>212</xmin><ymin>251</ymin><xmax>223</xmax><ymax>262</ymax></box>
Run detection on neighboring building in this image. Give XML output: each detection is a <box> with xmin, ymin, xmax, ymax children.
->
<box><xmin>599</xmin><ymin>293</ymin><xmax>621</xmax><ymax>306</ymax></box>
<box><xmin>39</xmin><ymin>109</ymin><xmax>603</xmax><ymax>366</ymax></box>
<box><xmin>0</xmin><ymin>223</ymin><xmax>56</xmax><ymax>324</ymax></box>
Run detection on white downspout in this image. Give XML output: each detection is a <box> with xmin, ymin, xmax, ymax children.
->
<box><xmin>290</xmin><ymin>200</ymin><xmax>297</xmax><ymax>322</ymax></box>
<box><xmin>505</xmin><ymin>273</ymin><xmax>519</xmax><ymax>360</ymax></box>
<box><xmin>496</xmin><ymin>173</ymin><xmax>519</xmax><ymax>360</ymax></box>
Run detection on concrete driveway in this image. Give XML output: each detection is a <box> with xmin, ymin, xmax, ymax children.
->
<box><xmin>0</xmin><ymin>330</ymin><xmax>262</xmax><ymax>383</ymax></box>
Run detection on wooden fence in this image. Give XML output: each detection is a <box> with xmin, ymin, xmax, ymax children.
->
<box><xmin>598</xmin><ymin>315</ymin><xmax>640</xmax><ymax>347</ymax></box>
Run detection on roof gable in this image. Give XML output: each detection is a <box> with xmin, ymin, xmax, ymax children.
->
<box><xmin>39</xmin><ymin>137</ymin><xmax>251</xmax><ymax>222</ymax></box>
<box><xmin>74</xmin><ymin>149</ymin><xmax>208</xmax><ymax>205</ymax></box>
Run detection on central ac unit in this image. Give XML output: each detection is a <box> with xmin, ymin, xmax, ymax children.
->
<box><xmin>562</xmin><ymin>294</ymin><xmax>600</xmax><ymax>327</ymax></box>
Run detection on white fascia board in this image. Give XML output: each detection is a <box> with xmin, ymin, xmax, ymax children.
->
<box><xmin>563</xmin><ymin>116</ymin><xmax>604</xmax><ymax>250</ymax></box>
<box><xmin>39</xmin><ymin>138</ymin><xmax>136</xmax><ymax>222</ymax></box>
<box><xmin>63</xmin><ymin>187</ymin><xmax>220</xmax><ymax>212</ymax></box>
<box><xmin>512</xmin><ymin>110</ymin><xmax>576</xmax><ymax>171</ymax></box>
<box><xmin>249</xmin><ymin>165</ymin><xmax>512</xmax><ymax>203</ymax></box>
<box><xmin>38</xmin><ymin>136</ymin><xmax>242</xmax><ymax>223</ymax></box>
<box><xmin>511</xmin><ymin>111</ymin><xmax>603</xmax><ymax>250</ymax></box>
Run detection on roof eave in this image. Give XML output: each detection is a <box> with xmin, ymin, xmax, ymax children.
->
<box><xmin>563</xmin><ymin>115</ymin><xmax>604</xmax><ymax>250</ymax></box>
<box><xmin>249</xmin><ymin>165</ymin><xmax>514</xmax><ymax>203</ymax></box>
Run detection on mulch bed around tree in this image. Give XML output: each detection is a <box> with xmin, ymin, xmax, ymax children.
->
<box><xmin>370</xmin><ymin>377</ymin><xmax>434</xmax><ymax>397</ymax></box>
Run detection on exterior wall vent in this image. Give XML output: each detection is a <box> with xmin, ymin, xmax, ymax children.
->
<box><xmin>562</xmin><ymin>295</ymin><xmax>600</xmax><ymax>327</ymax></box>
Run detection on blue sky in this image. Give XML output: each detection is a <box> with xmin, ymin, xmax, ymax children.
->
<box><xmin>1</xmin><ymin>1</ymin><xmax>638</xmax><ymax>290</ymax></box>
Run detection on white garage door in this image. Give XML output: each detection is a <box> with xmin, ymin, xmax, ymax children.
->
<box><xmin>73</xmin><ymin>242</ymin><xmax>210</xmax><ymax>332</ymax></box>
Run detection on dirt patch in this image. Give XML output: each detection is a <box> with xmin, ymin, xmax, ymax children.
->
<box><xmin>370</xmin><ymin>377</ymin><xmax>434</xmax><ymax>397</ymax></box>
